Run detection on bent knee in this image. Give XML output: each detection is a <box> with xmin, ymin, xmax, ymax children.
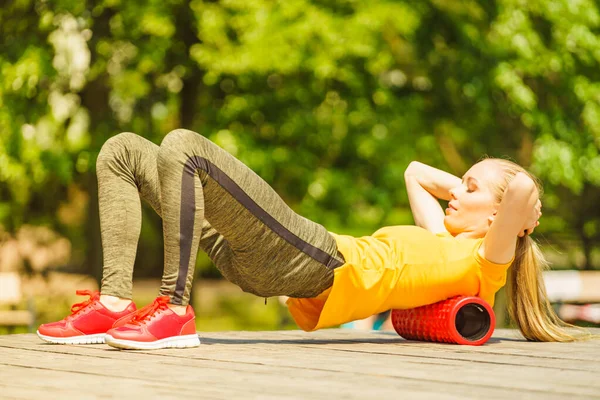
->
<box><xmin>97</xmin><ymin>132</ymin><xmax>140</xmax><ymax>167</ymax></box>
<box><xmin>160</xmin><ymin>129</ymin><xmax>203</xmax><ymax>149</ymax></box>
<box><xmin>158</xmin><ymin>128</ymin><xmax>214</xmax><ymax>163</ymax></box>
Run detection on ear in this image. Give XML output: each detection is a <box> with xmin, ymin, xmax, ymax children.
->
<box><xmin>488</xmin><ymin>210</ymin><xmax>498</xmax><ymax>226</ymax></box>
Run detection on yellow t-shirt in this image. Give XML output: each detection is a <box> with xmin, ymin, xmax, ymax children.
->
<box><xmin>286</xmin><ymin>225</ymin><xmax>512</xmax><ymax>331</ymax></box>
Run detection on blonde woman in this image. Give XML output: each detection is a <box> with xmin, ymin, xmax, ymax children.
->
<box><xmin>38</xmin><ymin>129</ymin><xmax>578</xmax><ymax>349</ymax></box>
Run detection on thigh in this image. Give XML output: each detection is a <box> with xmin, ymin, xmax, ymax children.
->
<box><xmin>203</xmin><ymin>177</ymin><xmax>340</xmax><ymax>298</ymax></box>
<box><xmin>162</xmin><ymin>129</ymin><xmax>344</xmax><ymax>297</ymax></box>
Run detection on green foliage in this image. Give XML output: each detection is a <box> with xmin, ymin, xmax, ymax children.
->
<box><xmin>1</xmin><ymin>0</ymin><xmax>599</xmax><ymax>276</ymax></box>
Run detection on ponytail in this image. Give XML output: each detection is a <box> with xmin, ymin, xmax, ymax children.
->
<box><xmin>507</xmin><ymin>236</ymin><xmax>589</xmax><ymax>342</ymax></box>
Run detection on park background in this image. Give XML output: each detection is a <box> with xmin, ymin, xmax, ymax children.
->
<box><xmin>1</xmin><ymin>0</ymin><xmax>599</xmax><ymax>333</ymax></box>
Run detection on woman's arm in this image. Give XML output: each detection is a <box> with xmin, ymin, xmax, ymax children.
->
<box><xmin>404</xmin><ymin>161</ymin><xmax>461</xmax><ymax>233</ymax></box>
<box><xmin>480</xmin><ymin>172</ymin><xmax>541</xmax><ymax>264</ymax></box>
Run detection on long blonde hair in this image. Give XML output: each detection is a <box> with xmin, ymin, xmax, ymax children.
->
<box><xmin>487</xmin><ymin>158</ymin><xmax>588</xmax><ymax>342</ymax></box>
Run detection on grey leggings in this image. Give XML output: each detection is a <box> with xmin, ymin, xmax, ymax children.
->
<box><xmin>96</xmin><ymin>130</ymin><xmax>344</xmax><ymax>306</ymax></box>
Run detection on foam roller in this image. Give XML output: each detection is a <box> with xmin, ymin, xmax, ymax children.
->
<box><xmin>391</xmin><ymin>296</ymin><xmax>495</xmax><ymax>346</ymax></box>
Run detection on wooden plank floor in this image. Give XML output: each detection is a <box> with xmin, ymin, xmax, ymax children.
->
<box><xmin>1</xmin><ymin>328</ymin><xmax>599</xmax><ymax>399</ymax></box>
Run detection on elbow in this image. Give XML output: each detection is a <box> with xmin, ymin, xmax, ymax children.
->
<box><xmin>506</xmin><ymin>173</ymin><xmax>538</xmax><ymax>205</ymax></box>
<box><xmin>508</xmin><ymin>172</ymin><xmax>536</xmax><ymax>195</ymax></box>
<box><xmin>404</xmin><ymin>161</ymin><xmax>423</xmax><ymax>178</ymax></box>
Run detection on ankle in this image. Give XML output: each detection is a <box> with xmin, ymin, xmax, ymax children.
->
<box><xmin>99</xmin><ymin>294</ymin><xmax>132</xmax><ymax>312</ymax></box>
<box><xmin>167</xmin><ymin>304</ymin><xmax>188</xmax><ymax>316</ymax></box>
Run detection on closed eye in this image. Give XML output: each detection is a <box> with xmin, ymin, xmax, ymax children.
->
<box><xmin>463</xmin><ymin>176</ymin><xmax>478</xmax><ymax>193</ymax></box>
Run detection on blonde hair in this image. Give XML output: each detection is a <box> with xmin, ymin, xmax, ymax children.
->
<box><xmin>485</xmin><ymin>158</ymin><xmax>588</xmax><ymax>342</ymax></box>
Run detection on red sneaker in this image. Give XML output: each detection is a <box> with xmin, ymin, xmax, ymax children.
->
<box><xmin>105</xmin><ymin>296</ymin><xmax>200</xmax><ymax>350</ymax></box>
<box><xmin>37</xmin><ymin>290</ymin><xmax>137</xmax><ymax>345</ymax></box>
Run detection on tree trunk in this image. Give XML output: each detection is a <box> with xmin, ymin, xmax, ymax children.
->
<box><xmin>581</xmin><ymin>235</ymin><xmax>593</xmax><ymax>271</ymax></box>
<box><xmin>176</xmin><ymin>1</ymin><xmax>202</xmax><ymax>129</ymax></box>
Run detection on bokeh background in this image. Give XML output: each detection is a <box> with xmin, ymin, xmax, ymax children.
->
<box><xmin>1</xmin><ymin>0</ymin><xmax>599</xmax><ymax>333</ymax></box>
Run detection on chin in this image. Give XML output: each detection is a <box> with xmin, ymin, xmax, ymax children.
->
<box><xmin>443</xmin><ymin>217</ymin><xmax>460</xmax><ymax>236</ymax></box>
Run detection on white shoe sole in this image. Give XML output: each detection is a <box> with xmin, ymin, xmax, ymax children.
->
<box><xmin>37</xmin><ymin>331</ymin><xmax>107</xmax><ymax>345</ymax></box>
<box><xmin>104</xmin><ymin>334</ymin><xmax>200</xmax><ymax>350</ymax></box>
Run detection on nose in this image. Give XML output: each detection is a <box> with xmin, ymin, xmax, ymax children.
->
<box><xmin>449</xmin><ymin>187</ymin><xmax>458</xmax><ymax>199</ymax></box>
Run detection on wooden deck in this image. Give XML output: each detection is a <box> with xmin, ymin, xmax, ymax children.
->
<box><xmin>1</xmin><ymin>329</ymin><xmax>599</xmax><ymax>399</ymax></box>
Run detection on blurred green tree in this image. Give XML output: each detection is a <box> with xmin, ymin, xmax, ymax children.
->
<box><xmin>0</xmin><ymin>0</ymin><xmax>598</xmax><ymax>284</ymax></box>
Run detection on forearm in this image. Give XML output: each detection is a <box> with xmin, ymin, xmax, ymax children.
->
<box><xmin>404</xmin><ymin>161</ymin><xmax>461</xmax><ymax>201</ymax></box>
<box><xmin>405</xmin><ymin>175</ymin><xmax>445</xmax><ymax>229</ymax></box>
<box><xmin>404</xmin><ymin>161</ymin><xmax>460</xmax><ymax>233</ymax></box>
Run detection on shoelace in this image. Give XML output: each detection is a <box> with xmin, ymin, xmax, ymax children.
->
<box><xmin>66</xmin><ymin>290</ymin><xmax>100</xmax><ymax>320</ymax></box>
<box><xmin>130</xmin><ymin>296</ymin><xmax>171</xmax><ymax>325</ymax></box>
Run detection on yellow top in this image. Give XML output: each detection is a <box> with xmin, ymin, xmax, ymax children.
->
<box><xmin>286</xmin><ymin>225</ymin><xmax>513</xmax><ymax>331</ymax></box>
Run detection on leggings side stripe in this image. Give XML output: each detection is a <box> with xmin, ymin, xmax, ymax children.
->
<box><xmin>174</xmin><ymin>155</ymin><xmax>343</xmax><ymax>303</ymax></box>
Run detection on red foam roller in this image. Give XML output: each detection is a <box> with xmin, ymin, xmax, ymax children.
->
<box><xmin>391</xmin><ymin>296</ymin><xmax>495</xmax><ymax>346</ymax></box>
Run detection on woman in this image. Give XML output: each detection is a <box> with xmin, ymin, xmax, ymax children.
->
<box><xmin>37</xmin><ymin>129</ymin><xmax>576</xmax><ymax>350</ymax></box>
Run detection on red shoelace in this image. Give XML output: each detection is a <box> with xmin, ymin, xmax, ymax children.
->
<box><xmin>130</xmin><ymin>296</ymin><xmax>171</xmax><ymax>325</ymax></box>
<box><xmin>66</xmin><ymin>290</ymin><xmax>100</xmax><ymax>320</ymax></box>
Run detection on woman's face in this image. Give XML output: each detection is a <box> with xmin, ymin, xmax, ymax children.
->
<box><xmin>444</xmin><ymin>161</ymin><xmax>502</xmax><ymax>237</ymax></box>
